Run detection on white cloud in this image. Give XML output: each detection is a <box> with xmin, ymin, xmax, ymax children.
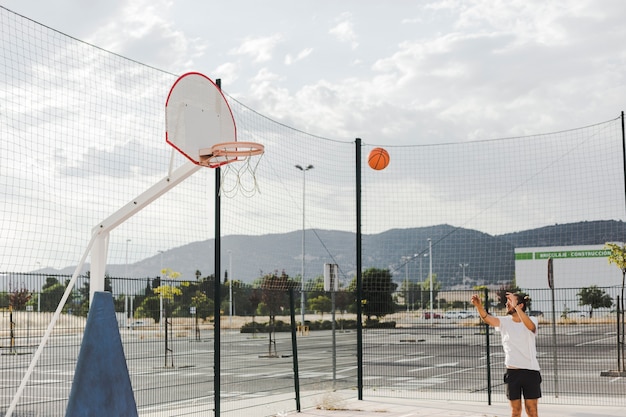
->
<box><xmin>3</xmin><ymin>1</ymin><xmax>626</xmax><ymax>223</ymax></box>
<box><xmin>81</xmin><ymin>0</ymin><xmax>207</xmax><ymax>72</ymax></box>
<box><xmin>230</xmin><ymin>34</ymin><xmax>284</xmax><ymax>63</ymax></box>
<box><xmin>214</xmin><ymin>62</ymin><xmax>241</xmax><ymax>84</ymax></box>
<box><xmin>284</xmin><ymin>48</ymin><xmax>313</xmax><ymax>65</ymax></box>
<box><xmin>329</xmin><ymin>14</ymin><xmax>359</xmax><ymax>50</ymax></box>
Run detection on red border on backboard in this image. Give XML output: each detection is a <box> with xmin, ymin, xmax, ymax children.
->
<box><xmin>165</xmin><ymin>72</ymin><xmax>238</xmax><ymax>166</ymax></box>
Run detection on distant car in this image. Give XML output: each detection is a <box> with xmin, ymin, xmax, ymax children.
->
<box><xmin>423</xmin><ymin>312</ymin><xmax>442</xmax><ymax>319</ymax></box>
<box><xmin>560</xmin><ymin>310</ymin><xmax>588</xmax><ymax>319</ymax></box>
<box><xmin>528</xmin><ymin>310</ymin><xmax>543</xmax><ymax>317</ymax></box>
<box><xmin>127</xmin><ymin>321</ymin><xmax>146</xmax><ymax>329</ymax></box>
<box><xmin>443</xmin><ymin>310</ymin><xmax>474</xmax><ymax>319</ymax></box>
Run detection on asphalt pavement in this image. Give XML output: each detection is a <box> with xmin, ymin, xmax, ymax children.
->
<box><xmin>138</xmin><ymin>389</ymin><xmax>626</xmax><ymax>417</ymax></box>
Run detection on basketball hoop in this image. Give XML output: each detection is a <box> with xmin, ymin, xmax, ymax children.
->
<box><xmin>198</xmin><ymin>141</ymin><xmax>264</xmax><ymax>168</ymax></box>
<box><xmin>165</xmin><ymin>73</ymin><xmax>264</xmax><ymax>197</ymax></box>
<box><xmin>198</xmin><ymin>141</ymin><xmax>265</xmax><ymax>197</ymax></box>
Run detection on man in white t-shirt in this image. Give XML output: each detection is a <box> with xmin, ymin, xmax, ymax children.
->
<box><xmin>471</xmin><ymin>292</ymin><xmax>541</xmax><ymax>417</ymax></box>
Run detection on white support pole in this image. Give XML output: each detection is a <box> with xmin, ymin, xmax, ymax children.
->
<box><xmin>5</xmin><ymin>233</ymin><xmax>97</xmax><ymax>417</ymax></box>
<box><xmin>89</xmin><ymin>161</ymin><xmax>201</xmax><ymax>300</ymax></box>
<box><xmin>90</xmin><ymin>234</ymin><xmax>109</xmax><ymax>304</ymax></box>
<box><xmin>7</xmin><ymin>161</ymin><xmax>203</xmax><ymax>417</ymax></box>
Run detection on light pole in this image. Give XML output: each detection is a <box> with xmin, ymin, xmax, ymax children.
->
<box><xmin>36</xmin><ymin>262</ymin><xmax>41</xmax><ymax>312</ymax></box>
<box><xmin>158</xmin><ymin>250</ymin><xmax>164</xmax><ymax>330</ymax></box>
<box><xmin>125</xmin><ymin>239</ymin><xmax>131</xmax><ymax>327</ymax></box>
<box><xmin>459</xmin><ymin>263</ymin><xmax>469</xmax><ymax>286</ymax></box>
<box><xmin>405</xmin><ymin>259</ymin><xmax>409</xmax><ymax>312</ymax></box>
<box><xmin>402</xmin><ymin>255</ymin><xmax>415</xmax><ymax>312</ymax></box>
<box><xmin>228</xmin><ymin>250</ymin><xmax>233</xmax><ymax>328</ymax></box>
<box><xmin>419</xmin><ymin>254</ymin><xmax>428</xmax><ymax>280</ymax></box>
<box><xmin>428</xmin><ymin>238</ymin><xmax>433</xmax><ymax>324</ymax></box>
<box><xmin>125</xmin><ymin>239</ymin><xmax>131</xmax><ymax>277</ymax></box>
<box><xmin>295</xmin><ymin>164</ymin><xmax>313</xmax><ymax>326</ymax></box>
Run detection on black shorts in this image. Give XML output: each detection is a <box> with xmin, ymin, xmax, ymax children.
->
<box><xmin>504</xmin><ymin>369</ymin><xmax>542</xmax><ymax>400</ymax></box>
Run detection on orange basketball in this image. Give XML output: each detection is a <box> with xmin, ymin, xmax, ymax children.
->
<box><xmin>368</xmin><ymin>147</ymin><xmax>390</xmax><ymax>170</ymax></box>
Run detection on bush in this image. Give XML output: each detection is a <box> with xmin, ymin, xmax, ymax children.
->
<box><xmin>240</xmin><ymin>318</ymin><xmax>359</xmax><ymax>333</ymax></box>
<box><xmin>364</xmin><ymin>319</ymin><xmax>396</xmax><ymax>329</ymax></box>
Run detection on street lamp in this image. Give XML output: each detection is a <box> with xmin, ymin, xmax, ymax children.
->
<box><xmin>405</xmin><ymin>258</ymin><xmax>410</xmax><ymax>312</ymax></box>
<box><xmin>428</xmin><ymin>238</ymin><xmax>433</xmax><ymax>325</ymax></box>
<box><xmin>36</xmin><ymin>262</ymin><xmax>41</xmax><ymax>312</ymax></box>
<box><xmin>419</xmin><ymin>253</ymin><xmax>428</xmax><ymax>282</ymax></box>
<box><xmin>125</xmin><ymin>239</ymin><xmax>131</xmax><ymax>327</ymax></box>
<box><xmin>158</xmin><ymin>250</ymin><xmax>164</xmax><ymax>330</ymax></box>
<box><xmin>125</xmin><ymin>239</ymin><xmax>131</xmax><ymax>277</ymax></box>
<box><xmin>158</xmin><ymin>250</ymin><xmax>164</xmax><ymax>273</ymax></box>
<box><xmin>228</xmin><ymin>250</ymin><xmax>233</xmax><ymax>328</ymax></box>
<box><xmin>402</xmin><ymin>255</ymin><xmax>417</xmax><ymax>312</ymax></box>
<box><xmin>459</xmin><ymin>263</ymin><xmax>469</xmax><ymax>286</ymax></box>
<box><xmin>295</xmin><ymin>164</ymin><xmax>313</xmax><ymax>326</ymax></box>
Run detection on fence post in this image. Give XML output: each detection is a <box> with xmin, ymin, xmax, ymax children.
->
<box><xmin>618</xmin><ymin>296</ymin><xmax>622</xmax><ymax>372</ymax></box>
<box><xmin>355</xmin><ymin>138</ymin><xmax>364</xmax><ymax>400</ymax></box>
<box><xmin>214</xmin><ymin>164</ymin><xmax>221</xmax><ymax>417</ymax></box>
<box><xmin>483</xmin><ymin>287</ymin><xmax>492</xmax><ymax>405</ymax></box>
<box><xmin>289</xmin><ymin>288</ymin><xmax>301</xmax><ymax>412</ymax></box>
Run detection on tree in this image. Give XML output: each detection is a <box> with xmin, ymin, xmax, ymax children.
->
<box><xmin>76</xmin><ymin>271</ymin><xmax>114</xmax><ymax>316</ymax></box>
<box><xmin>577</xmin><ymin>286</ymin><xmax>613</xmax><ymax>318</ymax></box>
<box><xmin>335</xmin><ymin>289</ymin><xmax>354</xmax><ymax>315</ymax></box>
<box><xmin>606</xmin><ymin>242</ymin><xmax>626</xmax><ymax>307</ymax></box>
<box><xmin>399</xmin><ymin>279</ymin><xmax>421</xmax><ymax>310</ymax></box>
<box><xmin>308</xmin><ymin>295</ymin><xmax>332</xmax><ymax>317</ymax></box>
<box><xmin>153</xmin><ymin>268</ymin><xmax>182</xmax><ymax>323</ymax></box>
<box><xmin>248</xmin><ymin>288</ymin><xmax>262</xmax><ymax>334</ymax></box>
<box><xmin>40</xmin><ymin>277</ymin><xmax>65</xmax><ymax>312</ymax></box>
<box><xmin>9</xmin><ymin>286</ymin><xmax>31</xmax><ymax>310</ymax></box>
<box><xmin>359</xmin><ymin>267</ymin><xmax>397</xmax><ymax>320</ymax></box>
<box><xmin>260</xmin><ymin>270</ymin><xmax>293</xmax><ymax>323</ymax></box>
<box><xmin>136</xmin><ymin>296</ymin><xmax>161</xmax><ymax>322</ymax></box>
<box><xmin>231</xmin><ymin>281</ymin><xmax>253</xmax><ymax>315</ymax></box>
<box><xmin>605</xmin><ymin>242</ymin><xmax>626</xmax><ymax>371</ymax></box>
<box><xmin>259</xmin><ymin>270</ymin><xmax>295</xmax><ymax>356</ymax></box>
<box><xmin>191</xmin><ymin>291</ymin><xmax>214</xmax><ymax>320</ymax></box>
<box><xmin>200</xmin><ymin>275</ymin><xmax>216</xmax><ymax>301</ymax></box>
<box><xmin>305</xmin><ymin>275</ymin><xmax>327</xmax><ymax>300</ymax></box>
<box><xmin>144</xmin><ymin>278</ymin><xmax>152</xmax><ymax>296</ymax></box>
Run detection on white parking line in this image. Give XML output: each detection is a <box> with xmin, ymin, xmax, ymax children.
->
<box><xmin>395</xmin><ymin>356</ymin><xmax>433</xmax><ymax>363</ymax></box>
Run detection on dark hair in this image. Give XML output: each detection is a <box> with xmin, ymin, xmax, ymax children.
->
<box><xmin>513</xmin><ymin>292</ymin><xmax>530</xmax><ymax>312</ymax></box>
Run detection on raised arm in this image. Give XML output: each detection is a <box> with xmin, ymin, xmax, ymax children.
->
<box><xmin>470</xmin><ymin>294</ymin><xmax>500</xmax><ymax>327</ymax></box>
<box><xmin>512</xmin><ymin>302</ymin><xmax>537</xmax><ymax>333</ymax></box>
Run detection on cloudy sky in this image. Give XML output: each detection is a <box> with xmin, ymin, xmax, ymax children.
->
<box><xmin>2</xmin><ymin>0</ymin><xmax>626</xmax><ymax>276</ymax></box>
<box><xmin>4</xmin><ymin>0</ymin><xmax>625</xmax><ymax>145</ymax></box>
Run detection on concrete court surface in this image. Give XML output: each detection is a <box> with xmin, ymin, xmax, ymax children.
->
<box><xmin>288</xmin><ymin>396</ymin><xmax>625</xmax><ymax>417</ymax></box>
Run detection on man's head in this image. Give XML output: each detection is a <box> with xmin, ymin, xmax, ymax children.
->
<box><xmin>505</xmin><ymin>292</ymin><xmax>529</xmax><ymax>315</ymax></box>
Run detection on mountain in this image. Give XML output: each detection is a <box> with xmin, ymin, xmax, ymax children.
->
<box><xmin>497</xmin><ymin>220</ymin><xmax>626</xmax><ymax>247</ymax></box>
<box><xmin>50</xmin><ymin>220</ymin><xmax>626</xmax><ymax>289</ymax></box>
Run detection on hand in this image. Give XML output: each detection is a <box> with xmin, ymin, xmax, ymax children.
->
<box><xmin>470</xmin><ymin>294</ymin><xmax>481</xmax><ymax>307</ymax></box>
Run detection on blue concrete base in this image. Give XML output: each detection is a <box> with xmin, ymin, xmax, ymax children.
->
<box><xmin>65</xmin><ymin>291</ymin><xmax>138</xmax><ymax>417</ymax></box>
